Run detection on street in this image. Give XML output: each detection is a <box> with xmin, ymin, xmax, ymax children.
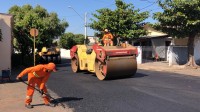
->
<box><xmin>47</xmin><ymin>60</ymin><xmax>200</xmax><ymax>112</ymax></box>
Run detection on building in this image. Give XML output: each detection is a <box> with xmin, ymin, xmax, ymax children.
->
<box><xmin>134</xmin><ymin>25</ymin><xmax>171</xmax><ymax>63</ymax></box>
<box><xmin>135</xmin><ymin>25</ymin><xmax>200</xmax><ymax>66</ymax></box>
<box><xmin>0</xmin><ymin>13</ymin><xmax>13</xmax><ymax>77</ymax></box>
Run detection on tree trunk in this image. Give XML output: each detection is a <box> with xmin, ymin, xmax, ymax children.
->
<box><xmin>185</xmin><ymin>34</ymin><xmax>199</xmax><ymax>68</ymax></box>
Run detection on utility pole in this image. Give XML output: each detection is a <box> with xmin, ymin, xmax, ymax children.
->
<box><xmin>84</xmin><ymin>12</ymin><xmax>87</xmax><ymax>44</ymax></box>
<box><xmin>30</xmin><ymin>28</ymin><xmax>38</xmax><ymax>66</ymax></box>
<box><xmin>68</xmin><ymin>6</ymin><xmax>87</xmax><ymax>43</ymax></box>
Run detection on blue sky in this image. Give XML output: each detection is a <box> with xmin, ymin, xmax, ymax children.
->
<box><xmin>0</xmin><ymin>0</ymin><xmax>162</xmax><ymax>36</ymax></box>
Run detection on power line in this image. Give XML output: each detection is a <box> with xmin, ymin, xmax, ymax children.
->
<box><xmin>140</xmin><ymin>0</ymin><xmax>156</xmax><ymax>3</ymax></box>
<box><xmin>68</xmin><ymin>6</ymin><xmax>84</xmax><ymax>20</ymax></box>
<box><xmin>139</xmin><ymin>1</ymin><xmax>157</xmax><ymax>11</ymax></box>
<box><xmin>149</xmin><ymin>7</ymin><xmax>162</xmax><ymax>12</ymax></box>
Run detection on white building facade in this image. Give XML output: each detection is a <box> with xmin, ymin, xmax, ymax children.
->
<box><xmin>0</xmin><ymin>13</ymin><xmax>13</xmax><ymax>76</ymax></box>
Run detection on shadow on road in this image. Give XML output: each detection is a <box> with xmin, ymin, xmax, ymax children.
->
<box><xmin>134</xmin><ymin>72</ymin><xmax>149</xmax><ymax>78</ymax></box>
<box><xmin>31</xmin><ymin>97</ymin><xmax>83</xmax><ymax>107</ymax></box>
<box><xmin>51</xmin><ymin>97</ymin><xmax>83</xmax><ymax>103</ymax></box>
<box><xmin>81</xmin><ymin>70</ymin><xmax>149</xmax><ymax>81</ymax></box>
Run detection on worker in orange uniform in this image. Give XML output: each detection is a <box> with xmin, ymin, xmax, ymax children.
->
<box><xmin>102</xmin><ymin>29</ymin><xmax>114</xmax><ymax>46</ymax></box>
<box><xmin>16</xmin><ymin>62</ymin><xmax>57</xmax><ymax>109</ymax></box>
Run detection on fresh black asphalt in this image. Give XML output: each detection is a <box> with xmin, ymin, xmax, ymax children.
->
<box><xmin>47</xmin><ymin>60</ymin><xmax>200</xmax><ymax>112</ymax></box>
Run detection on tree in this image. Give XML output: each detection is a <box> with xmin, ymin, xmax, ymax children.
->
<box><xmin>59</xmin><ymin>33</ymin><xmax>84</xmax><ymax>49</ymax></box>
<box><xmin>9</xmin><ymin>5</ymin><xmax>68</xmax><ymax>65</ymax></box>
<box><xmin>74</xmin><ymin>34</ymin><xmax>85</xmax><ymax>44</ymax></box>
<box><xmin>90</xmin><ymin>0</ymin><xmax>149</xmax><ymax>39</ymax></box>
<box><xmin>153</xmin><ymin>0</ymin><xmax>200</xmax><ymax>67</ymax></box>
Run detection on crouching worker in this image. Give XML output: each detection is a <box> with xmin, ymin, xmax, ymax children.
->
<box><xmin>16</xmin><ymin>62</ymin><xmax>57</xmax><ymax>109</ymax></box>
<box><xmin>102</xmin><ymin>29</ymin><xmax>114</xmax><ymax>46</ymax></box>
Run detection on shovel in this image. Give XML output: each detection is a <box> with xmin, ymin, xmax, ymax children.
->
<box><xmin>19</xmin><ymin>78</ymin><xmax>66</xmax><ymax>108</ymax></box>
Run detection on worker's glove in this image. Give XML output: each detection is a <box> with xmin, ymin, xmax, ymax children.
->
<box><xmin>16</xmin><ymin>77</ymin><xmax>22</xmax><ymax>81</ymax></box>
<box><xmin>39</xmin><ymin>89</ymin><xmax>44</xmax><ymax>95</ymax></box>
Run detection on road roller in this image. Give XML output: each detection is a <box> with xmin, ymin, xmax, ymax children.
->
<box><xmin>70</xmin><ymin>43</ymin><xmax>138</xmax><ymax>80</ymax></box>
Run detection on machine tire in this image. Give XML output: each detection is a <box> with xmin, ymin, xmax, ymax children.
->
<box><xmin>57</xmin><ymin>55</ymin><xmax>61</xmax><ymax>63</ymax></box>
<box><xmin>53</xmin><ymin>56</ymin><xmax>57</xmax><ymax>63</ymax></box>
<box><xmin>71</xmin><ymin>54</ymin><xmax>80</xmax><ymax>73</ymax></box>
<box><xmin>95</xmin><ymin>60</ymin><xmax>106</xmax><ymax>80</ymax></box>
<box><xmin>43</xmin><ymin>56</ymin><xmax>47</xmax><ymax>63</ymax></box>
<box><xmin>47</xmin><ymin>56</ymin><xmax>51</xmax><ymax>62</ymax></box>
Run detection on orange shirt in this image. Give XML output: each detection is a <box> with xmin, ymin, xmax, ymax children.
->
<box><xmin>18</xmin><ymin>64</ymin><xmax>50</xmax><ymax>90</ymax></box>
<box><xmin>102</xmin><ymin>33</ymin><xmax>113</xmax><ymax>40</ymax></box>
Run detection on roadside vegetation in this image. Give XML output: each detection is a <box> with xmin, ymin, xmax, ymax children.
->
<box><xmin>9</xmin><ymin>4</ymin><xmax>68</xmax><ymax>67</ymax></box>
<box><xmin>153</xmin><ymin>0</ymin><xmax>200</xmax><ymax>68</ymax></box>
<box><xmin>90</xmin><ymin>0</ymin><xmax>149</xmax><ymax>40</ymax></box>
<box><xmin>8</xmin><ymin>0</ymin><xmax>200</xmax><ymax>68</ymax></box>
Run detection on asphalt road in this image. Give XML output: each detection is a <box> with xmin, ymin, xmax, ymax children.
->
<box><xmin>47</xmin><ymin>60</ymin><xmax>200</xmax><ymax>112</ymax></box>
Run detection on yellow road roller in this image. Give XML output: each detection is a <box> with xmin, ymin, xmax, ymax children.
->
<box><xmin>70</xmin><ymin>43</ymin><xmax>138</xmax><ymax>80</ymax></box>
<box><xmin>37</xmin><ymin>47</ymin><xmax>61</xmax><ymax>64</ymax></box>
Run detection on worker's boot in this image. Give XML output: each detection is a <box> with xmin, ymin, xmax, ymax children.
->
<box><xmin>45</xmin><ymin>102</ymin><xmax>55</xmax><ymax>107</ymax></box>
<box><xmin>25</xmin><ymin>103</ymin><xmax>33</xmax><ymax>109</ymax></box>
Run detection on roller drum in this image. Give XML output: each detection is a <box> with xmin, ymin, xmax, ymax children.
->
<box><xmin>95</xmin><ymin>56</ymin><xmax>137</xmax><ymax>80</ymax></box>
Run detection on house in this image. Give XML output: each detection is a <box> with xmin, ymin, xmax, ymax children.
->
<box><xmin>134</xmin><ymin>25</ymin><xmax>200</xmax><ymax>66</ymax></box>
<box><xmin>0</xmin><ymin>13</ymin><xmax>13</xmax><ymax>78</ymax></box>
<box><xmin>134</xmin><ymin>25</ymin><xmax>171</xmax><ymax>63</ymax></box>
<box><xmin>87</xmin><ymin>36</ymin><xmax>99</xmax><ymax>45</ymax></box>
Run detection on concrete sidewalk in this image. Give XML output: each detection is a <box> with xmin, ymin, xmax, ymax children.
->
<box><xmin>138</xmin><ymin>61</ymin><xmax>200</xmax><ymax>77</ymax></box>
<box><xmin>0</xmin><ymin>69</ymin><xmax>74</xmax><ymax>112</ymax></box>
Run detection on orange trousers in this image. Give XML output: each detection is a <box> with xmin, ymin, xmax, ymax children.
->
<box><xmin>25</xmin><ymin>76</ymin><xmax>50</xmax><ymax>104</ymax></box>
<box><xmin>103</xmin><ymin>39</ymin><xmax>113</xmax><ymax>46</ymax></box>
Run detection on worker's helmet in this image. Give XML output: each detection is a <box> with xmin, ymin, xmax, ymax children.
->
<box><xmin>45</xmin><ymin>62</ymin><xmax>56</xmax><ymax>72</ymax></box>
<box><xmin>104</xmin><ymin>29</ymin><xmax>108</xmax><ymax>32</ymax></box>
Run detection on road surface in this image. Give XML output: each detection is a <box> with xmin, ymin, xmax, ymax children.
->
<box><xmin>47</xmin><ymin>60</ymin><xmax>200</xmax><ymax>112</ymax></box>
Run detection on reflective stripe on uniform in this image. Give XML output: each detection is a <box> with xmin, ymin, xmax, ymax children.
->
<box><xmin>33</xmin><ymin>72</ymin><xmax>40</xmax><ymax>77</ymax></box>
<box><xmin>42</xmin><ymin>92</ymin><xmax>49</xmax><ymax>98</ymax></box>
<box><xmin>104</xmin><ymin>37</ymin><xmax>111</xmax><ymax>40</ymax></box>
<box><xmin>26</xmin><ymin>96</ymin><xmax>32</xmax><ymax>99</ymax></box>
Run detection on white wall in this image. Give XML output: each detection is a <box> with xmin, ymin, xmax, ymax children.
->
<box><xmin>0</xmin><ymin>14</ymin><xmax>12</xmax><ymax>74</ymax></box>
<box><xmin>136</xmin><ymin>46</ymin><xmax>142</xmax><ymax>64</ymax></box>
<box><xmin>194</xmin><ymin>36</ymin><xmax>200</xmax><ymax>64</ymax></box>
<box><xmin>60</xmin><ymin>48</ymin><xmax>71</xmax><ymax>59</ymax></box>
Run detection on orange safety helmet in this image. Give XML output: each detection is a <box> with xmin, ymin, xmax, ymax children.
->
<box><xmin>45</xmin><ymin>62</ymin><xmax>56</xmax><ymax>72</ymax></box>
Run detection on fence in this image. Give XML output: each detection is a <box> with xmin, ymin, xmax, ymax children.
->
<box><xmin>168</xmin><ymin>46</ymin><xmax>188</xmax><ymax>66</ymax></box>
<box><xmin>138</xmin><ymin>45</ymin><xmax>200</xmax><ymax>66</ymax></box>
<box><xmin>139</xmin><ymin>46</ymin><xmax>168</xmax><ymax>63</ymax></box>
